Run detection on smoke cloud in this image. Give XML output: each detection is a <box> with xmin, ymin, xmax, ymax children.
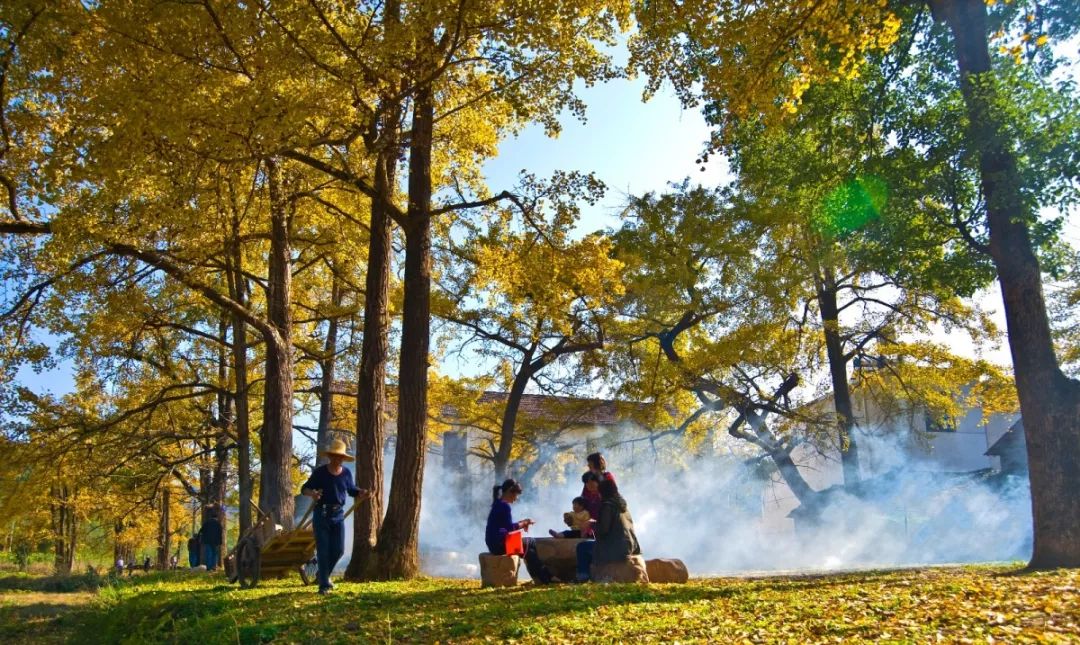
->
<box><xmin>332</xmin><ymin>425</ymin><xmax>1031</xmax><ymax>578</ymax></box>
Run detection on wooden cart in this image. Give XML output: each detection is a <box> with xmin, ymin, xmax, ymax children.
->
<box><xmin>226</xmin><ymin>501</ymin><xmax>356</xmax><ymax>589</ymax></box>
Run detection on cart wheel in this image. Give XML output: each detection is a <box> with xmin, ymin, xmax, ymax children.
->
<box><xmin>224</xmin><ymin>554</ymin><xmax>237</xmax><ymax>583</ymax></box>
<box><xmin>299</xmin><ymin>558</ymin><xmax>317</xmax><ymax>586</ymax></box>
<box><xmin>236</xmin><ymin>537</ymin><xmax>261</xmax><ymax>589</ymax></box>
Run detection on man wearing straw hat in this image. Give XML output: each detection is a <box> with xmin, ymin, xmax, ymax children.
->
<box><xmin>301</xmin><ymin>438</ymin><xmax>370</xmax><ymax>594</ymax></box>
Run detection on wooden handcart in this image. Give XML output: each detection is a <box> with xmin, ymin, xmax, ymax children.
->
<box><xmin>225</xmin><ymin>500</ymin><xmax>357</xmax><ymax>589</ymax></box>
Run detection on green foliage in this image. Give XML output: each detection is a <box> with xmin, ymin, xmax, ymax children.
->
<box><xmin>813</xmin><ymin>175</ymin><xmax>888</xmax><ymax>239</ymax></box>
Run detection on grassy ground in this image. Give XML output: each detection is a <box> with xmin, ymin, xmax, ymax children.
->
<box><xmin>0</xmin><ymin>565</ymin><xmax>1077</xmax><ymax>643</ymax></box>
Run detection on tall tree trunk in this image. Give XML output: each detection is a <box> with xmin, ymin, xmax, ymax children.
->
<box><xmin>50</xmin><ymin>481</ymin><xmax>75</xmax><ymax>574</ymax></box>
<box><xmin>932</xmin><ymin>0</ymin><xmax>1080</xmax><ymax>568</ymax></box>
<box><xmin>260</xmin><ymin>157</ymin><xmax>296</xmax><ymax>528</ymax></box>
<box><xmin>816</xmin><ymin>269</ymin><xmax>860</xmax><ymax>485</ymax></box>
<box><xmin>228</xmin><ymin>215</ymin><xmax>252</xmax><ymax>535</ymax></box>
<box><xmin>494</xmin><ymin>342</ymin><xmax>537</xmax><ymax>480</ymax></box>
<box><xmin>316</xmin><ymin>273</ymin><xmax>342</xmax><ymax>465</ymax></box>
<box><xmin>157</xmin><ymin>483</ymin><xmax>171</xmax><ymax>570</ymax></box>
<box><xmin>346</xmin><ymin>143</ymin><xmax>396</xmax><ymax>580</ymax></box>
<box><xmin>374</xmin><ymin>73</ymin><xmax>434</xmax><ymax>580</ymax></box>
<box><xmin>348</xmin><ymin>0</ymin><xmax>402</xmax><ymax>581</ymax></box>
<box><xmin>213</xmin><ymin>317</ymin><xmax>232</xmax><ymax>563</ymax></box>
<box><xmin>770</xmin><ymin>448</ymin><xmax>816</xmax><ymax>504</ymax></box>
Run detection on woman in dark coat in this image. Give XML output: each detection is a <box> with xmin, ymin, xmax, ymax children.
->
<box><xmin>575</xmin><ymin>479</ymin><xmax>641</xmax><ymax>581</ymax></box>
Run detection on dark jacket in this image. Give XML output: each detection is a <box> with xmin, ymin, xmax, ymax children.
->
<box><xmin>592</xmin><ymin>495</ymin><xmax>641</xmax><ymax>565</ymax></box>
<box><xmin>485</xmin><ymin>499</ymin><xmax>516</xmax><ymax>554</ymax></box>
<box><xmin>200</xmin><ymin>518</ymin><xmax>223</xmax><ymax>547</ymax></box>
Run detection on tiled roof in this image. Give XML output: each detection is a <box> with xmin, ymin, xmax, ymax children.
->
<box><xmin>473</xmin><ymin>391</ymin><xmax>640</xmax><ymax>427</ymax></box>
<box><xmin>330</xmin><ymin>381</ymin><xmax>643</xmax><ymax>427</ymax></box>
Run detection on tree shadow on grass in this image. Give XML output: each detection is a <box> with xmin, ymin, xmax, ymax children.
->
<box><xmin>0</xmin><ymin>594</ymin><xmax>93</xmax><ymax>644</ymax></box>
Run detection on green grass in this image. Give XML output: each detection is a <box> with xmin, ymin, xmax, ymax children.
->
<box><xmin>1</xmin><ymin>565</ymin><xmax>1077</xmax><ymax>643</ymax></box>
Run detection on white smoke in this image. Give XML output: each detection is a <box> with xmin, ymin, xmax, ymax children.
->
<box><xmin>331</xmin><ymin>423</ymin><xmax>1031</xmax><ymax>578</ymax></box>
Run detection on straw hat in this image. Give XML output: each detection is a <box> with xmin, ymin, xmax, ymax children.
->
<box><xmin>320</xmin><ymin>438</ymin><xmax>355</xmax><ymax>461</ymax></box>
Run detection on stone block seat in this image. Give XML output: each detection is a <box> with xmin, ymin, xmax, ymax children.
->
<box><xmin>532</xmin><ymin>537</ymin><xmax>586</xmax><ymax>582</ymax></box>
<box><xmin>645</xmin><ymin>558</ymin><xmax>689</xmax><ymax>583</ymax></box>
<box><xmin>478</xmin><ymin>553</ymin><xmax>520</xmax><ymax>587</ymax></box>
<box><xmin>591</xmin><ymin>554</ymin><xmax>650</xmax><ymax>584</ymax></box>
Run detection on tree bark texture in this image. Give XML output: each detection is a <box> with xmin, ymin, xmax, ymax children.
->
<box><xmin>816</xmin><ymin>270</ymin><xmax>861</xmax><ymax>486</ymax></box>
<box><xmin>260</xmin><ymin>157</ymin><xmax>296</xmax><ymax>529</ymax></box>
<box><xmin>493</xmin><ymin>342</ymin><xmax>537</xmax><ymax>480</ymax></box>
<box><xmin>346</xmin><ymin>143</ymin><xmax>396</xmax><ymax>580</ymax></box>
<box><xmin>50</xmin><ymin>481</ymin><xmax>76</xmax><ymax>574</ymax></box>
<box><xmin>346</xmin><ymin>0</ymin><xmax>401</xmax><ymax>582</ymax></box>
<box><xmin>316</xmin><ymin>274</ymin><xmax>342</xmax><ymax>466</ymax></box>
<box><xmin>157</xmin><ymin>483</ymin><xmax>171</xmax><ymax>569</ymax></box>
<box><xmin>228</xmin><ymin>216</ymin><xmax>252</xmax><ymax>535</ymax></box>
<box><xmin>932</xmin><ymin>0</ymin><xmax>1080</xmax><ymax>568</ymax></box>
<box><xmin>374</xmin><ymin>76</ymin><xmax>434</xmax><ymax>580</ymax></box>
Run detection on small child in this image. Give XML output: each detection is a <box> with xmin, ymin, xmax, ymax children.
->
<box><xmin>549</xmin><ymin>497</ymin><xmax>593</xmax><ymax>539</ymax></box>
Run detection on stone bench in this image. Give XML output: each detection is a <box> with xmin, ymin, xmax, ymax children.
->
<box><xmin>591</xmin><ymin>554</ymin><xmax>650</xmax><ymax>584</ymax></box>
<box><xmin>478</xmin><ymin>553</ymin><xmax>520</xmax><ymax>587</ymax></box>
<box><xmin>645</xmin><ymin>558</ymin><xmax>689</xmax><ymax>583</ymax></box>
<box><xmin>532</xmin><ymin>537</ymin><xmax>586</xmax><ymax>582</ymax></box>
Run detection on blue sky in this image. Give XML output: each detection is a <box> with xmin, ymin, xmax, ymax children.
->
<box><xmin>481</xmin><ymin>76</ymin><xmax>732</xmax><ymax>233</ymax></box>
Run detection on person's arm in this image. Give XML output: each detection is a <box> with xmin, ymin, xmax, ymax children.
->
<box><xmin>344</xmin><ymin>468</ymin><xmax>364</xmax><ymax>498</ymax></box>
<box><xmin>495</xmin><ymin>502</ymin><xmax>514</xmax><ymax>537</ymax></box>
<box><xmin>300</xmin><ymin>468</ymin><xmax>323</xmax><ymax>500</ymax></box>
<box><xmin>595</xmin><ymin>503</ymin><xmax>616</xmax><ymax>538</ymax></box>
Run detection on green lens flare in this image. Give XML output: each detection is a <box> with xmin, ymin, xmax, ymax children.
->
<box><xmin>813</xmin><ymin>175</ymin><xmax>888</xmax><ymax>238</ymax></box>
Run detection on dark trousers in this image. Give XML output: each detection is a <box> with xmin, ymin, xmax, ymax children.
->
<box><xmin>313</xmin><ymin>506</ymin><xmax>345</xmax><ymax>590</ymax></box>
<box><xmin>521</xmin><ymin>537</ymin><xmax>554</xmax><ymax>583</ymax></box>
<box><xmin>576</xmin><ymin>540</ymin><xmax>595</xmax><ymax>581</ymax></box>
<box><xmin>491</xmin><ymin>536</ymin><xmax>553</xmax><ymax>583</ymax></box>
<box><xmin>202</xmin><ymin>544</ymin><xmax>220</xmax><ymax>570</ymax></box>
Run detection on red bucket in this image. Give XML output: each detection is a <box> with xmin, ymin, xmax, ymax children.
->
<box><xmin>504</xmin><ymin>529</ymin><xmax>524</xmax><ymax>556</ymax></box>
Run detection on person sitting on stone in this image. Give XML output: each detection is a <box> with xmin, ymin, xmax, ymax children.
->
<box><xmin>575</xmin><ymin>478</ymin><xmax>641</xmax><ymax>582</ymax></box>
<box><xmin>485</xmin><ymin>478</ymin><xmax>557</xmax><ymax>584</ymax></box>
<box><xmin>580</xmin><ymin>471</ymin><xmax>602</xmax><ymax>520</ymax></box>
<box><xmin>585</xmin><ymin>452</ymin><xmax>616</xmax><ymax>486</ymax></box>
<box><xmin>549</xmin><ymin>496</ymin><xmax>593</xmax><ymax>539</ymax></box>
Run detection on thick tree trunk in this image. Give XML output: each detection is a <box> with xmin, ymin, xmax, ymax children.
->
<box><xmin>494</xmin><ymin>342</ymin><xmax>537</xmax><ymax>480</ymax></box>
<box><xmin>50</xmin><ymin>482</ymin><xmax>76</xmax><ymax>574</ymax></box>
<box><xmin>213</xmin><ymin>317</ymin><xmax>232</xmax><ymax>564</ymax></box>
<box><xmin>816</xmin><ymin>271</ymin><xmax>860</xmax><ymax>485</ymax></box>
<box><xmin>260</xmin><ymin>157</ymin><xmax>296</xmax><ymax>529</ymax></box>
<box><xmin>316</xmin><ymin>274</ymin><xmax>342</xmax><ymax>465</ymax></box>
<box><xmin>346</xmin><ymin>0</ymin><xmax>401</xmax><ymax>582</ymax></box>
<box><xmin>228</xmin><ymin>220</ymin><xmax>252</xmax><ymax>535</ymax></box>
<box><xmin>933</xmin><ymin>0</ymin><xmax>1080</xmax><ymax>568</ymax></box>
<box><xmin>771</xmin><ymin>448</ymin><xmax>816</xmax><ymax>504</ymax></box>
<box><xmin>374</xmin><ymin>76</ymin><xmax>434</xmax><ymax>580</ymax></box>
<box><xmin>157</xmin><ymin>484</ymin><xmax>171</xmax><ymax>570</ymax></box>
<box><xmin>346</xmin><ymin>143</ymin><xmax>396</xmax><ymax>581</ymax></box>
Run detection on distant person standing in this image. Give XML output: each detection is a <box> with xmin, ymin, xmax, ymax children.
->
<box><xmin>199</xmin><ymin>509</ymin><xmax>224</xmax><ymax>571</ymax></box>
<box><xmin>301</xmin><ymin>439</ymin><xmax>370</xmax><ymax>595</ymax></box>
<box><xmin>142</xmin><ymin>555</ymin><xmax>151</xmax><ymax>572</ymax></box>
<box><xmin>187</xmin><ymin>533</ymin><xmax>200</xmax><ymax>568</ymax></box>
